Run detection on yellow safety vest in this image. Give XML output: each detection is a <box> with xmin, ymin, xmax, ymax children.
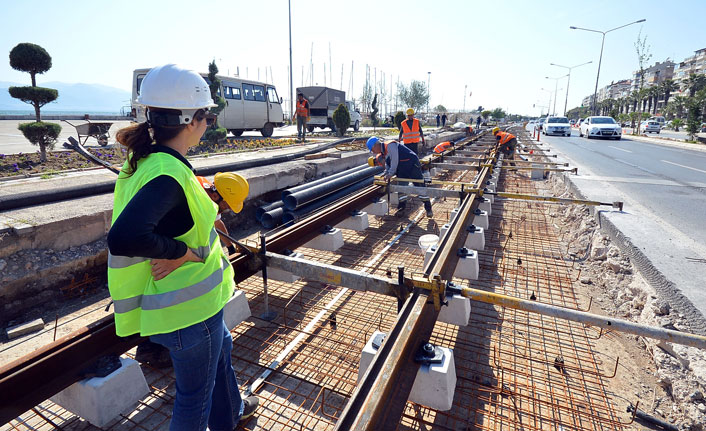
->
<box><xmin>400</xmin><ymin>119</ymin><xmax>421</xmax><ymax>144</ymax></box>
<box><xmin>108</xmin><ymin>152</ymin><xmax>234</xmax><ymax>337</ymax></box>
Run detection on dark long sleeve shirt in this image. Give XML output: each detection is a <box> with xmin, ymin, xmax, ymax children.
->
<box><xmin>107</xmin><ymin>146</ymin><xmax>194</xmax><ymax>260</ymax></box>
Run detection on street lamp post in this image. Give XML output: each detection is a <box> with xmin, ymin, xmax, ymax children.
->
<box><xmin>288</xmin><ymin>0</ymin><xmax>294</xmax><ymax>124</ymax></box>
<box><xmin>427</xmin><ymin>72</ymin><xmax>431</xmax><ymax>115</ymax></box>
<box><xmin>545</xmin><ymin>75</ymin><xmax>567</xmax><ymax>116</ymax></box>
<box><xmin>570</xmin><ymin>19</ymin><xmax>646</xmax><ymax>115</ymax></box>
<box><xmin>463</xmin><ymin>84</ymin><xmax>467</xmax><ymax>112</ymax></box>
<box><xmin>550</xmin><ymin>61</ymin><xmax>592</xmax><ymax>116</ymax></box>
<box><xmin>540</xmin><ymin>88</ymin><xmax>552</xmax><ymax>116</ymax></box>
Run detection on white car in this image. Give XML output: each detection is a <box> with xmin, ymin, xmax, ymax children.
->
<box><xmin>640</xmin><ymin>120</ymin><xmax>661</xmax><ymax>134</ymax></box>
<box><xmin>579</xmin><ymin>116</ymin><xmax>622</xmax><ymax>140</ymax></box>
<box><xmin>543</xmin><ymin>116</ymin><xmax>571</xmax><ymax>136</ymax></box>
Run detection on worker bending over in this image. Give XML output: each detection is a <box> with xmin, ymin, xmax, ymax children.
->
<box><xmin>107</xmin><ymin>64</ymin><xmax>257</xmax><ymax>430</ymax></box>
<box><xmin>433</xmin><ymin>141</ymin><xmax>454</xmax><ymax>154</ymax></box>
<box><xmin>367</xmin><ymin>136</ymin><xmax>433</xmax><ymax>217</ymax></box>
<box><xmin>493</xmin><ymin>127</ymin><xmax>517</xmax><ymax>165</ymax></box>
<box><xmin>398</xmin><ymin>108</ymin><xmax>425</xmax><ymax>155</ymax></box>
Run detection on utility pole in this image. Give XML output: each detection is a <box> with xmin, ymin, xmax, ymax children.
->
<box><xmin>463</xmin><ymin>84</ymin><xmax>467</xmax><ymax>112</ymax></box>
<box><xmin>288</xmin><ymin>0</ymin><xmax>294</xmax><ymax>122</ymax></box>
<box><xmin>427</xmin><ymin>72</ymin><xmax>431</xmax><ymax>115</ymax></box>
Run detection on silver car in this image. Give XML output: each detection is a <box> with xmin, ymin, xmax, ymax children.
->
<box><xmin>640</xmin><ymin>120</ymin><xmax>661</xmax><ymax>134</ymax></box>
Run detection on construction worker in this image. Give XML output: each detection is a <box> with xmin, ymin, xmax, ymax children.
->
<box><xmin>367</xmin><ymin>136</ymin><xmax>433</xmax><ymax>217</ymax></box>
<box><xmin>433</xmin><ymin>141</ymin><xmax>454</xmax><ymax>154</ymax></box>
<box><xmin>493</xmin><ymin>127</ymin><xmax>517</xmax><ymax>165</ymax></box>
<box><xmin>476</xmin><ymin>116</ymin><xmax>481</xmax><ymax>129</ymax></box>
<box><xmin>294</xmin><ymin>92</ymin><xmax>310</xmax><ymax>141</ymax></box>
<box><xmin>398</xmin><ymin>108</ymin><xmax>425</xmax><ymax>155</ymax></box>
<box><xmin>107</xmin><ymin>64</ymin><xmax>258</xmax><ymax>430</ymax></box>
<box><xmin>466</xmin><ymin>124</ymin><xmax>474</xmax><ymax>137</ymax></box>
<box><xmin>197</xmin><ymin>174</ymin><xmax>249</xmax><ymax>254</ymax></box>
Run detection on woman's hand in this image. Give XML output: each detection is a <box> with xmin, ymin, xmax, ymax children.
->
<box><xmin>150</xmin><ymin>248</ymin><xmax>202</xmax><ymax>281</ymax></box>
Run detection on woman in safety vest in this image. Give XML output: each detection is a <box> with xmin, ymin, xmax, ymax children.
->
<box><xmin>107</xmin><ymin>64</ymin><xmax>257</xmax><ymax>430</ymax></box>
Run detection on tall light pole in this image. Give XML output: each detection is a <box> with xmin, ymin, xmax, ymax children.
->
<box><xmin>570</xmin><ymin>19</ymin><xmax>646</xmax><ymax>115</ymax></box>
<box><xmin>540</xmin><ymin>88</ymin><xmax>552</xmax><ymax>116</ymax></box>
<box><xmin>427</xmin><ymin>71</ymin><xmax>431</xmax><ymax>114</ymax></box>
<box><xmin>550</xmin><ymin>61</ymin><xmax>592</xmax><ymax>116</ymax></box>
<box><xmin>288</xmin><ymin>0</ymin><xmax>294</xmax><ymax>124</ymax></box>
<box><xmin>545</xmin><ymin>75</ymin><xmax>567</xmax><ymax>116</ymax></box>
<box><xmin>463</xmin><ymin>84</ymin><xmax>467</xmax><ymax>112</ymax></box>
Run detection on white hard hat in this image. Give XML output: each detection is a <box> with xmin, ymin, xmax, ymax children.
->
<box><xmin>138</xmin><ymin>64</ymin><xmax>217</xmax><ymax>124</ymax></box>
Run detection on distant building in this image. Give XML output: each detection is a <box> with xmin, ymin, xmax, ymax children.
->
<box><xmin>674</xmin><ymin>48</ymin><xmax>706</xmax><ymax>94</ymax></box>
<box><xmin>631</xmin><ymin>60</ymin><xmax>675</xmax><ymax>92</ymax></box>
<box><xmin>597</xmin><ymin>79</ymin><xmax>632</xmax><ymax>102</ymax></box>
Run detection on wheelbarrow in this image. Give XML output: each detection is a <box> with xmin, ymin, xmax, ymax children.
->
<box><xmin>62</xmin><ymin>118</ymin><xmax>113</xmax><ymax>147</ymax></box>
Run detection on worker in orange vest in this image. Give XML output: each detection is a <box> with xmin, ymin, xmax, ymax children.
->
<box><xmin>492</xmin><ymin>127</ymin><xmax>517</xmax><ymax>165</ymax></box>
<box><xmin>433</xmin><ymin>141</ymin><xmax>454</xmax><ymax>154</ymax></box>
<box><xmin>398</xmin><ymin>108</ymin><xmax>425</xmax><ymax>155</ymax></box>
<box><xmin>466</xmin><ymin>124</ymin><xmax>474</xmax><ymax>137</ymax></box>
<box><xmin>294</xmin><ymin>92</ymin><xmax>310</xmax><ymax>142</ymax></box>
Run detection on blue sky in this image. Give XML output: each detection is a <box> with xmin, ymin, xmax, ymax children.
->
<box><xmin>1</xmin><ymin>0</ymin><xmax>704</xmax><ymax>116</ymax></box>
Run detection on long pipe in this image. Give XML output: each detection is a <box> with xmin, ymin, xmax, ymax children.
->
<box><xmin>261</xmin><ymin>207</ymin><xmax>285</xmax><ymax>229</ymax></box>
<box><xmin>281</xmin><ymin>164</ymin><xmax>368</xmax><ymax>198</ymax></box>
<box><xmin>0</xmin><ymin>138</ymin><xmax>358</xmax><ymax>212</ymax></box>
<box><xmin>283</xmin><ymin>166</ymin><xmax>382</xmax><ymax>210</ymax></box>
<box><xmin>282</xmin><ymin>177</ymin><xmax>374</xmax><ymax>224</ymax></box>
<box><xmin>255</xmin><ymin>200</ymin><xmax>285</xmax><ymax>222</ymax></box>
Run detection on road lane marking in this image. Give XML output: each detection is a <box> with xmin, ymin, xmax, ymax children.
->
<box><xmin>661</xmin><ymin>160</ymin><xmax>706</xmax><ymax>175</ymax></box>
<box><xmin>609</xmin><ymin>146</ymin><xmax>632</xmax><ymax>153</ymax></box>
<box><xmin>614</xmin><ymin>158</ymin><xmax>657</xmax><ymax>174</ymax></box>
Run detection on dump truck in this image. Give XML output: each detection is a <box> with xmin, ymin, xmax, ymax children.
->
<box><xmin>296</xmin><ymin>86</ymin><xmax>362</xmax><ymax>133</ymax></box>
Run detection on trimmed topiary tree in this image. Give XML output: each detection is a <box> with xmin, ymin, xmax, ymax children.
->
<box><xmin>204</xmin><ymin>60</ymin><xmax>228</xmax><ymax>144</ymax></box>
<box><xmin>332</xmin><ymin>103</ymin><xmax>350</xmax><ymax>137</ymax></box>
<box><xmin>8</xmin><ymin>43</ymin><xmax>61</xmax><ymax>162</ymax></box>
<box><xmin>394</xmin><ymin>111</ymin><xmax>405</xmax><ymax>129</ymax></box>
<box><xmin>371</xmin><ymin>94</ymin><xmax>379</xmax><ymax>128</ymax></box>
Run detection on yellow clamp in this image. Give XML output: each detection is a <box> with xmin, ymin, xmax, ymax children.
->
<box><xmin>407</xmin><ymin>275</ymin><xmax>446</xmax><ymax>311</ymax></box>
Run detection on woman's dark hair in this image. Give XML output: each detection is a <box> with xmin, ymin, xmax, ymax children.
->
<box><xmin>116</xmin><ymin>108</ymin><xmax>204</xmax><ymax>175</ymax></box>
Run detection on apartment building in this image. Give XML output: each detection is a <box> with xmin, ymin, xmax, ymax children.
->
<box><xmin>674</xmin><ymin>48</ymin><xmax>706</xmax><ymax>93</ymax></box>
<box><xmin>631</xmin><ymin>60</ymin><xmax>675</xmax><ymax>92</ymax></box>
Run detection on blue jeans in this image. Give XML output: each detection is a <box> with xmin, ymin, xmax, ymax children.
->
<box><xmin>150</xmin><ymin>309</ymin><xmax>243</xmax><ymax>431</ymax></box>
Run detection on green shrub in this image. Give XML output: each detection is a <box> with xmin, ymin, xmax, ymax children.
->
<box><xmin>204</xmin><ymin>127</ymin><xmax>227</xmax><ymax>144</ymax></box>
<box><xmin>394</xmin><ymin>111</ymin><xmax>405</xmax><ymax>129</ymax></box>
<box><xmin>332</xmin><ymin>103</ymin><xmax>350</xmax><ymax>137</ymax></box>
<box><xmin>18</xmin><ymin>121</ymin><xmax>61</xmax><ymax>149</ymax></box>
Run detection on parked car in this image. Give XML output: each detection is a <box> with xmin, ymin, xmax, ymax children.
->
<box><xmin>543</xmin><ymin>116</ymin><xmax>571</xmax><ymax>136</ymax></box>
<box><xmin>525</xmin><ymin>120</ymin><xmax>537</xmax><ymax>132</ymax></box>
<box><xmin>579</xmin><ymin>116</ymin><xmax>622</xmax><ymax>139</ymax></box>
<box><xmin>640</xmin><ymin>120</ymin><xmax>661</xmax><ymax>134</ymax></box>
<box><xmin>576</xmin><ymin>118</ymin><xmax>585</xmax><ymax>128</ymax></box>
<box><xmin>649</xmin><ymin>116</ymin><xmax>666</xmax><ymax>129</ymax></box>
<box><xmin>701</xmin><ymin>123</ymin><xmax>706</xmax><ymax>133</ymax></box>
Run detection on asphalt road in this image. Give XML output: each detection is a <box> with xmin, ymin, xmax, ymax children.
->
<box><xmin>535</xmin><ymin>129</ymin><xmax>706</xmax><ymax>325</ymax></box>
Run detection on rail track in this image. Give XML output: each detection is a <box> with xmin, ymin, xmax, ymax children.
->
<box><xmin>3</xmin><ymin>127</ymin><xmax>701</xmax><ymax>430</ymax></box>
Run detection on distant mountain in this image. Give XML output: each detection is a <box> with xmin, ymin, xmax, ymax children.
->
<box><xmin>0</xmin><ymin>81</ymin><xmax>131</xmax><ymax>113</ymax></box>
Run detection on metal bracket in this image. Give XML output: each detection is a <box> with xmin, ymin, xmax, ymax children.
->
<box><xmin>414</xmin><ymin>342</ymin><xmax>444</xmax><ymax>365</ymax></box>
<box><xmin>371</xmin><ymin>333</ymin><xmax>386</xmax><ymax>350</ymax></box>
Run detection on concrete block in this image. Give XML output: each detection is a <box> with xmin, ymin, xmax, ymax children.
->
<box><xmin>358</xmin><ymin>333</ymin><xmax>457</xmax><ymax>411</ymax></box>
<box><xmin>438</xmin><ymin>294</ymin><xmax>471</xmax><ymax>326</ymax></box>
<box><xmin>454</xmin><ymin>250</ymin><xmax>479</xmax><ymax>280</ymax></box>
<box><xmin>450</xmin><ymin>207</ymin><xmax>460</xmax><ymax>222</ymax></box>
<box><xmin>336</xmin><ymin>211</ymin><xmax>369</xmax><ymax>231</ymax></box>
<box><xmin>440</xmin><ymin>223</ymin><xmax>450</xmax><ymax>239</ymax></box>
<box><xmin>6</xmin><ymin>318</ymin><xmax>44</xmax><ymax>340</ymax></box>
<box><xmin>389</xmin><ymin>192</ymin><xmax>399</xmax><ymax>207</ymax></box>
<box><xmin>472</xmin><ymin>210</ymin><xmax>489</xmax><ymax>229</ymax></box>
<box><xmin>531</xmin><ymin>164</ymin><xmax>544</xmax><ymax>180</ymax></box>
<box><xmin>51</xmin><ymin>357</ymin><xmax>149</xmax><ymax>428</ymax></box>
<box><xmin>424</xmin><ymin>245</ymin><xmax>438</xmax><ymax>267</ymax></box>
<box><xmin>364</xmin><ymin>199</ymin><xmax>388</xmax><ymax>216</ymax></box>
<box><xmin>464</xmin><ymin>226</ymin><xmax>485</xmax><ymax>251</ymax></box>
<box><xmin>304</xmin><ymin>228</ymin><xmax>344</xmax><ymax>251</ymax></box>
<box><xmin>224</xmin><ymin>290</ymin><xmax>252</xmax><ymax>331</ymax></box>
<box><xmin>478</xmin><ymin>198</ymin><xmax>492</xmax><ymax>215</ymax></box>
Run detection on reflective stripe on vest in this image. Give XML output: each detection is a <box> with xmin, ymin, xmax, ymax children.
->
<box><xmin>434</xmin><ymin>141</ymin><xmax>452</xmax><ymax>154</ymax></box>
<box><xmin>108</xmin><ymin>153</ymin><xmax>235</xmax><ymax>337</ymax></box>
<box><xmin>400</xmin><ymin>119</ymin><xmax>421</xmax><ymax>143</ymax></box>
<box><xmin>296</xmin><ymin>99</ymin><xmax>309</xmax><ymax>116</ymax></box>
<box><xmin>498</xmin><ymin>132</ymin><xmax>516</xmax><ymax>145</ymax></box>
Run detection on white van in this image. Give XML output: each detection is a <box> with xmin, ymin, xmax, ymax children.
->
<box><xmin>131</xmin><ymin>69</ymin><xmax>285</xmax><ymax>137</ymax></box>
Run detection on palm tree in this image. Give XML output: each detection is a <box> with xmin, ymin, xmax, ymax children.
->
<box><xmin>685</xmin><ymin>73</ymin><xmax>706</xmax><ymax>98</ymax></box>
<box><xmin>646</xmin><ymin>87</ymin><xmax>658</xmax><ymax>115</ymax></box>
<box><xmin>660</xmin><ymin>79</ymin><xmax>678</xmax><ymax>112</ymax></box>
<box><xmin>671</xmin><ymin>95</ymin><xmax>687</xmax><ymax>118</ymax></box>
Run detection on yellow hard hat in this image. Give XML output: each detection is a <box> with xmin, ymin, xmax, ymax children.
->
<box><xmin>368</xmin><ymin>156</ymin><xmax>375</xmax><ymax>167</ymax></box>
<box><xmin>492</xmin><ymin>127</ymin><xmax>500</xmax><ymax>135</ymax></box>
<box><xmin>406</xmin><ymin>108</ymin><xmax>415</xmax><ymax>115</ymax></box>
<box><xmin>214</xmin><ymin>172</ymin><xmax>249</xmax><ymax>213</ymax></box>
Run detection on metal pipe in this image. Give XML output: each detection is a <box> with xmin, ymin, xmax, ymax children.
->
<box><xmin>282</xmin><ymin>177</ymin><xmax>374</xmax><ymax>224</ymax></box>
<box><xmin>282</xmin><ymin>164</ymin><xmax>368</xmax><ymax>198</ymax></box>
<box><xmin>283</xmin><ymin>166</ymin><xmax>382</xmax><ymax>210</ymax></box>
<box><xmin>256</xmin><ymin>200</ymin><xmax>284</xmax><ymax>221</ymax></box>
<box><xmin>261</xmin><ymin>207</ymin><xmax>285</xmax><ymax>229</ymax></box>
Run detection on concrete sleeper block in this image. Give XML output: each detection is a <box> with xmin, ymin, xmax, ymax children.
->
<box><xmin>438</xmin><ymin>294</ymin><xmax>471</xmax><ymax>326</ymax></box>
<box><xmin>454</xmin><ymin>250</ymin><xmax>479</xmax><ymax>280</ymax></box>
<box><xmin>50</xmin><ymin>357</ymin><xmax>149</xmax><ymax>428</ymax></box>
<box><xmin>336</xmin><ymin>211</ymin><xmax>369</xmax><ymax>231</ymax></box>
<box><xmin>7</xmin><ymin>318</ymin><xmax>44</xmax><ymax>340</ymax></box>
<box><xmin>359</xmin><ymin>332</ymin><xmax>456</xmax><ymax>411</ymax></box>
<box><xmin>304</xmin><ymin>228</ymin><xmax>344</xmax><ymax>251</ymax></box>
<box><xmin>472</xmin><ymin>210</ymin><xmax>489</xmax><ymax>229</ymax></box>
<box><xmin>224</xmin><ymin>290</ymin><xmax>252</xmax><ymax>330</ymax></box>
<box><xmin>464</xmin><ymin>227</ymin><xmax>485</xmax><ymax>251</ymax></box>
<box><xmin>364</xmin><ymin>199</ymin><xmax>388</xmax><ymax>216</ymax></box>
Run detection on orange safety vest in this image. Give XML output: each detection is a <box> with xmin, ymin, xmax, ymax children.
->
<box><xmin>496</xmin><ymin>131</ymin><xmax>516</xmax><ymax>145</ymax></box>
<box><xmin>400</xmin><ymin>119</ymin><xmax>421</xmax><ymax>144</ymax></box>
<box><xmin>296</xmin><ymin>99</ymin><xmax>309</xmax><ymax>117</ymax></box>
<box><xmin>433</xmin><ymin>141</ymin><xmax>453</xmax><ymax>154</ymax></box>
